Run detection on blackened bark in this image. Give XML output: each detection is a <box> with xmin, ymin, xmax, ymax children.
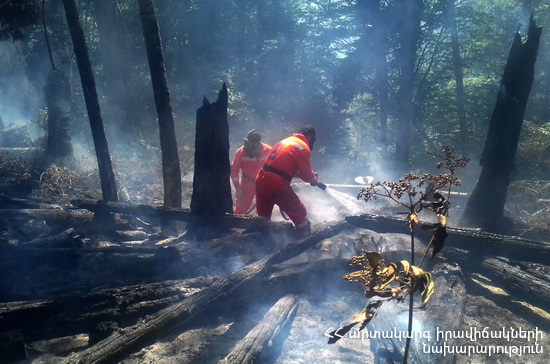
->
<box><xmin>191</xmin><ymin>83</ymin><xmax>232</xmax><ymax>217</ymax></box>
<box><xmin>44</xmin><ymin>0</ymin><xmax>73</xmax><ymax>162</ymax></box>
<box><xmin>463</xmin><ymin>16</ymin><xmax>541</xmax><ymax>230</ymax></box>
<box><xmin>61</xmin><ymin>0</ymin><xmax>118</xmax><ymax>202</ymax></box>
<box><xmin>137</xmin><ymin>0</ymin><xmax>182</xmax><ymax>209</ymax></box>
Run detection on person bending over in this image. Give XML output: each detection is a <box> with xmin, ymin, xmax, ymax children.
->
<box><xmin>255</xmin><ymin>125</ymin><xmax>318</xmax><ymax>238</ymax></box>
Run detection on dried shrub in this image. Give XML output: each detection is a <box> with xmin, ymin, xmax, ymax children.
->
<box><xmin>0</xmin><ymin>155</ymin><xmax>34</xmax><ymax>194</ymax></box>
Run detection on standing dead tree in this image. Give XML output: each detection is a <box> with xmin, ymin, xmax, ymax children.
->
<box><xmin>463</xmin><ymin>16</ymin><xmax>542</xmax><ymax>231</ymax></box>
<box><xmin>191</xmin><ymin>83</ymin><xmax>233</xmax><ymax>217</ymax></box>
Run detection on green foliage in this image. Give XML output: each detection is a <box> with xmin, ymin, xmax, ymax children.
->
<box><xmin>5</xmin><ymin>0</ymin><xmax>548</xmax><ymax>177</ymax></box>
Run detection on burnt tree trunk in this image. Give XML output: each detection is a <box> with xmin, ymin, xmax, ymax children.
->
<box><xmin>191</xmin><ymin>83</ymin><xmax>232</xmax><ymax>217</ymax></box>
<box><xmin>137</xmin><ymin>0</ymin><xmax>182</xmax><ymax>209</ymax></box>
<box><xmin>44</xmin><ymin>0</ymin><xmax>73</xmax><ymax>163</ymax></box>
<box><xmin>463</xmin><ymin>16</ymin><xmax>541</xmax><ymax>231</ymax></box>
<box><xmin>61</xmin><ymin>0</ymin><xmax>117</xmax><ymax>202</ymax></box>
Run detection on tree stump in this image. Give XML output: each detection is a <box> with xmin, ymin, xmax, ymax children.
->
<box><xmin>190</xmin><ymin>83</ymin><xmax>233</xmax><ymax>218</ymax></box>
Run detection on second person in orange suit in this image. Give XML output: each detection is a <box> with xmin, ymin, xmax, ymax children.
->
<box><xmin>255</xmin><ymin>125</ymin><xmax>318</xmax><ymax>238</ymax></box>
<box><xmin>230</xmin><ymin>130</ymin><xmax>272</xmax><ymax>215</ymax></box>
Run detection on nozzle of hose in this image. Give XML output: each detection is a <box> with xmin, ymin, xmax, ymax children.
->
<box><xmin>314</xmin><ymin>182</ymin><xmax>327</xmax><ymax>190</ymax></box>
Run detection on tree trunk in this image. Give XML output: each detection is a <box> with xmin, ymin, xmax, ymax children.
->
<box><xmin>190</xmin><ymin>83</ymin><xmax>233</xmax><ymax>217</ymax></box>
<box><xmin>448</xmin><ymin>1</ymin><xmax>467</xmax><ymax>152</ymax></box>
<box><xmin>61</xmin><ymin>0</ymin><xmax>118</xmax><ymax>202</ymax></box>
<box><xmin>92</xmin><ymin>0</ymin><xmax>133</xmax><ymax>140</ymax></box>
<box><xmin>357</xmin><ymin>0</ymin><xmax>390</xmax><ymax>154</ymax></box>
<box><xmin>44</xmin><ymin>0</ymin><xmax>73</xmax><ymax>163</ymax></box>
<box><xmin>463</xmin><ymin>16</ymin><xmax>541</xmax><ymax>231</ymax></box>
<box><xmin>137</xmin><ymin>0</ymin><xmax>182</xmax><ymax>209</ymax></box>
<box><xmin>394</xmin><ymin>0</ymin><xmax>423</xmax><ymax>169</ymax></box>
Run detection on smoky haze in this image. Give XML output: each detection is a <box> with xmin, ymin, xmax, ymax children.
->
<box><xmin>0</xmin><ymin>1</ymin><xmax>542</xmax><ymax>229</ymax></box>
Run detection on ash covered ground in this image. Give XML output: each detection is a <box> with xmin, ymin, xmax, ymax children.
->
<box><xmin>0</xmin><ymin>159</ymin><xmax>549</xmax><ymax>363</ymax></box>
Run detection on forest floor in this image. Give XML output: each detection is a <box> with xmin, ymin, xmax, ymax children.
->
<box><xmin>0</xmin><ymin>159</ymin><xmax>549</xmax><ymax>363</ymax></box>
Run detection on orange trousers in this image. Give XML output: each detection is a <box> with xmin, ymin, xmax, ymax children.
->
<box><xmin>255</xmin><ymin>169</ymin><xmax>308</xmax><ymax>225</ymax></box>
<box><xmin>234</xmin><ymin>179</ymin><xmax>257</xmax><ymax>215</ymax></box>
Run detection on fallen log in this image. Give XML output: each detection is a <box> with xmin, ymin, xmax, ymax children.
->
<box><xmin>72</xmin><ymin>199</ymin><xmax>291</xmax><ymax>231</ymax></box>
<box><xmin>61</xmin><ymin>221</ymin><xmax>351</xmax><ymax>364</ymax></box>
<box><xmin>219</xmin><ymin>294</ymin><xmax>298</xmax><ymax>364</ymax></box>
<box><xmin>346</xmin><ymin>213</ymin><xmax>550</xmax><ymax>263</ymax></box>
<box><xmin>0</xmin><ymin>278</ymin><xmax>210</xmax><ymax>343</ymax></box>
<box><xmin>481</xmin><ymin>257</ymin><xmax>550</xmax><ymax>307</ymax></box>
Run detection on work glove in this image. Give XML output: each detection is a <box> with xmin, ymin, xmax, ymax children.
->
<box><xmin>310</xmin><ymin>172</ymin><xmax>318</xmax><ymax>186</ymax></box>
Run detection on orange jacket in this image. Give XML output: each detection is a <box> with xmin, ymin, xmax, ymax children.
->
<box><xmin>231</xmin><ymin>142</ymin><xmax>272</xmax><ymax>188</ymax></box>
<box><xmin>263</xmin><ymin>134</ymin><xmax>317</xmax><ymax>184</ymax></box>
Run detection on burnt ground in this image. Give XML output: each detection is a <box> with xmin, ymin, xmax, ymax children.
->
<box><xmin>0</xmin><ymin>169</ymin><xmax>549</xmax><ymax>364</ymax></box>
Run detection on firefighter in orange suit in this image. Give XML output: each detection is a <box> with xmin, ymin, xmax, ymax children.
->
<box><xmin>231</xmin><ymin>130</ymin><xmax>272</xmax><ymax>215</ymax></box>
<box><xmin>255</xmin><ymin>125</ymin><xmax>318</xmax><ymax>238</ymax></box>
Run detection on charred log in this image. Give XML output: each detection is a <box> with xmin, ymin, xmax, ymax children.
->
<box><xmin>219</xmin><ymin>295</ymin><xmax>298</xmax><ymax>364</ymax></box>
<box><xmin>346</xmin><ymin>213</ymin><xmax>550</xmax><ymax>263</ymax></box>
<box><xmin>59</xmin><ymin>221</ymin><xmax>349</xmax><ymax>364</ymax></box>
<box><xmin>481</xmin><ymin>257</ymin><xmax>550</xmax><ymax>308</ymax></box>
<box><xmin>73</xmin><ymin>198</ymin><xmax>292</xmax><ymax>232</ymax></box>
<box><xmin>0</xmin><ymin>279</ymin><xmax>200</xmax><ymax>344</ymax></box>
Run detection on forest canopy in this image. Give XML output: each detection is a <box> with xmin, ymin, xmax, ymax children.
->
<box><xmin>0</xmin><ymin>0</ymin><xmax>547</xmax><ymax>186</ymax></box>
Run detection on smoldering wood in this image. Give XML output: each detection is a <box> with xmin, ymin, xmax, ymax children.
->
<box><xmin>219</xmin><ymin>295</ymin><xmax>299</xmax><ymax>364</ymax></box>
<box><xmin>463</xmin><ymin>16</ymin><xmax>542</xmax><ymax>230</ymax></box>
<box><xmin>346</xmin><ymin>213</ymin><xmax>550</xmax><ymax>263</ymax></box>
<box><xmin>481</xmin><ymin>257</ymin><xmax>550</xmax><ymax>307</ymax></box>
<box><xmin>190</xmin><ymin>83</ymin><xmax>233</xmax><ymax>217</ymax></box>
<box><xmin>59</xmin><ymin>221</ymin><xmax>350</xmax><ymax>364</ymax></box>
<box><xmin>0</xmin><ymin>278</ymin><xmax>212</xmax><ymax>344</ymax></box>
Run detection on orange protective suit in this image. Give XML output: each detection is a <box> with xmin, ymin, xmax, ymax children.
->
<box><xmin>230</xmin><ymin>142</ymin><xmax>272</xmax><ymax>214</ymax></box>
<box><xmin>255</xmin><ymin>134</ymin><xmax>318</xmax><ymax>227</ymax></box>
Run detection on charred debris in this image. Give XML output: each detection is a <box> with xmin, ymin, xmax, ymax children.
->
<box><xmin>0</xmin><ymin>140</ymin><xmax>549</xmax><ymax>363</ymax></box>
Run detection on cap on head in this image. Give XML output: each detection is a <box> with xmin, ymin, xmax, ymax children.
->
<box><xmin>244</xmin><ymin>129</ymin><xmax>261</xmax><ymax>144</ymax></box>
